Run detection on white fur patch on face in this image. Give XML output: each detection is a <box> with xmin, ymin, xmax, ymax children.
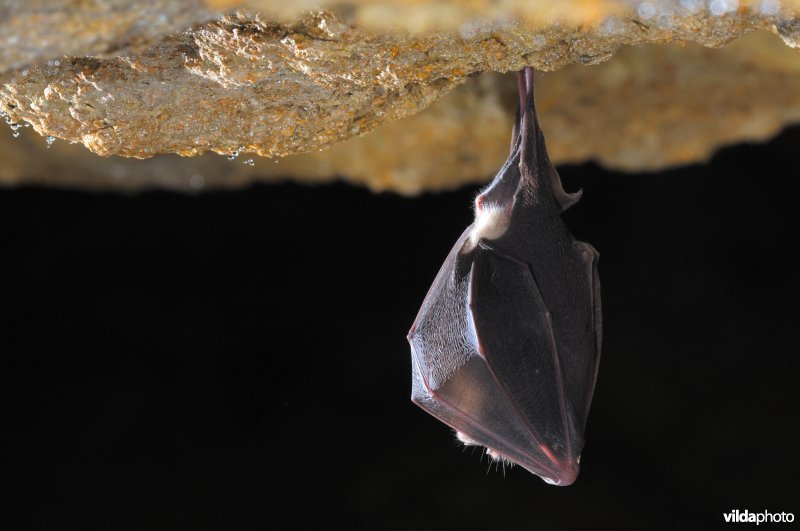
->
<box><xmin>464</xmin><ymin>202</ymin><xmax>511</xmax><ymax>252</ymax></box>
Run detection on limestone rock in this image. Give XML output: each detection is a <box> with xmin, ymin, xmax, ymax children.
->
<box><xmin>0</xmin><ymin>72</ymin><xmax>510</xmax><ymax>193</ymax></box>
<box><xmin>0</xmin><ymin>1</ymin><xmax>217</xmax><ymax>72</ymax></box>
<box><xmin>1</xmin><ymin>1</ymin><xmax>800</xmax><ymax>193</ymax></box>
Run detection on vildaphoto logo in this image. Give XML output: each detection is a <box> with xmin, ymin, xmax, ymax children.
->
<box><xmin>723</xmin><ymin>509</ymin><xmax>795</xmax><ymax>525</ymax></box>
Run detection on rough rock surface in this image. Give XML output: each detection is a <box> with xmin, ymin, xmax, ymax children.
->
<box><xmin>1</xmin><ymin>1</ymin><xmax>800</xmax><ymax>192</ymax></box>
<box><xmin>0</xmin><ymin>1</ymin><xmax>217</xmax><ymax>72</ymax></box>
<box><xmin>3</xmin><ymin>30</ymin><xmax>799</xmax><ymax>194</ymax></box>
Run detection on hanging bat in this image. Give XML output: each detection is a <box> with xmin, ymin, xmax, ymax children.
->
<box><xmin>407</xmin><ymin>67</ymin><xmax>601</xmax><ymax>486</ymax></box>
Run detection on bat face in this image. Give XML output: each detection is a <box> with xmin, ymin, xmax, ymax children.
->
<box><xmin>407</xmin><ymin>68</ymin><xmax>602</xmax><ymax>486</ymax></box>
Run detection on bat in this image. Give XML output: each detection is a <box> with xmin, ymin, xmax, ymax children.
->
<box><xmin>407</xmin><ymin>67</ymin><xmax>602</xmax><ymax>486</ymax></box>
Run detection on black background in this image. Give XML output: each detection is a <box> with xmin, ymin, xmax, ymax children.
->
<box><xmin>3</xmin><ymin>126</ymin><xmax>799</xmax><ymax>530</ymax></box>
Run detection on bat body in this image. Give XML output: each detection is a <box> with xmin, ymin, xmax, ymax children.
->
<box><xmin>407</xmin><ymin>68</ymin><xmax>601</xmax><ymax>486</ymax></box>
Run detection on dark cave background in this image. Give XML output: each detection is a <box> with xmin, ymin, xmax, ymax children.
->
<box><xmin>2</xmin><ymin>126</ymin><xmax>799</xmax><ymax>530</ymax></box>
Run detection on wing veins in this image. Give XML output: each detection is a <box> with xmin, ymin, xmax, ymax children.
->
<box><xmin>475</xmin><ymin>242</ymin><xmax>573</xmax><ymax>467</ymax></box>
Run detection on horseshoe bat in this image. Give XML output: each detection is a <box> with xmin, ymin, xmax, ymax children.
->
<box><xmin>407</xmin><ymin>68</ymin><xmax>602</xmax><ymax>486</ymax></box>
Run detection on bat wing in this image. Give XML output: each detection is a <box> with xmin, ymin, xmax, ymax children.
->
<box><xmin>466</xmin><ymin>241</ymin><xmax>581</xmax><ymax>484</ymax></box>
<box><xmin>408</xmin><ymin>236</ymin><xmax>599</xmax><ymax>485</ymax></box>
<box><xmin>571</xmin><ymin>241</ymin><xmax>602</xmax><ymax>430</ymax></box>
<box><xmin>409</xmin><ymin>229</ymin><xmax>551</xmax><ymax>477</ymax></box>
